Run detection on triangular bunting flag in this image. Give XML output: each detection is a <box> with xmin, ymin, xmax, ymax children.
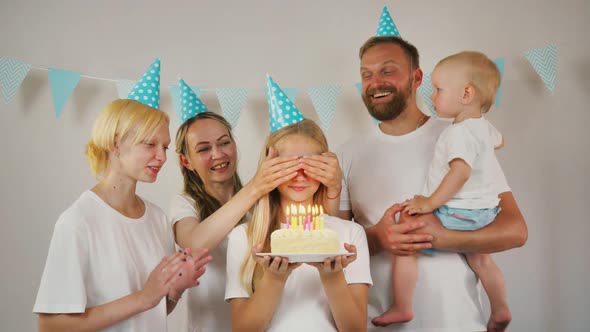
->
<box><xmin>266</xmin><ymin>75</ymin><xmax>305</xmax><ymax>132</ymax></box>
<box><xmin>376</xmin><ymin>6</ymin><xmax>400</xmax><ymax>37</ymax></box>
<box><xmin>307</xmin><ymin>85</ymin><xmax>341</xmax><ymax>132</ymax></box>
<box><xmin>48</xmin><ymin>68</ymin><xmax>81</xmax><ymax>118</ymax></box>
<box><xmin>169</xmin><ymin>83</ymin><xmax>203</xmax><ymax>122</ymax></box>
<box><xmin>0</xmin><ymin>57</ymin><xmax>32</xmax><ymax>104</ymax></box>
<box><xmin>492</xmin><ymin>58</ymin><xmax>505</xmax><ymax>107</ymax></box>
<box><xmin>417</xmin><ymin>73</ymin><xmax>436</xmax><ymax>116</ymax></box>
<box><xmin>115</xmin><ymin>79</ymin><xmax>137</xmax><ymax>99</ymax></box>
<box><xmin>282</xmin><ymin>88</ymin><xmax>298</xmax><ymax>103</ymax></box>
<box><xmin>216</xmin><ymin>87</ymin><xmax>248</xmax><ymax>128</ymax></box>
<box><xmin>354</xmin><ymin>82</ymin><xmax>380</xmax><ymax>125</ymax></box>
<box><xmin>524</xmin><ymin>44</ymin><xmax>558</xmax><ymax>94</ymax></box>
<box><xmin>354</xmin><ymin>82</ymin><xmax>362</xmax><ymax>95</ymax></box>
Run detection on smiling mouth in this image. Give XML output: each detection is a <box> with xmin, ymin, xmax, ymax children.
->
<box><xmin>372</xmin><ymin>91</ymin><xmax>392</xmax><ymax>98</ymax></box>
<box><xmin>210</xmin><ymin>162</ymin><xmax>229</xmax><ymax>171</ymax></box>
<box><xmin>148</xmin><ymin>166</ymin><xmax>161</xmax><ymax>172</ymax></box>
<box><xmin>290</xmin><ymin>186</ymin><xmax>307</xmax><ymax>192</ymax></box>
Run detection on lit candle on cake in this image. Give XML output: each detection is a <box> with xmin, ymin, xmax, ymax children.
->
<box><xmin>319</xmin><ymin>205</ymin><xmax>324</xmax><ymax>230</ymax></box>
<box><xmin>298</xmin><ymin>204</ymin><xmax>305</xmax><ymax>230</ymax></box>
<box><xmin>290</xmin><ymin>204</ymin><xmax>297</xmax><ymax>229</ymax></box>
<box><xmin>307</xmin><ymin>204</ymin><xmax>312</xmax><ymax>231</ymax></box>
<box><xmin>285</xmin><ymin>205</ymin><xmax>290</xmax><ymax>229</ymax></box>
<box><xmin>312</xmin><ymin>205</ymin><xmax>317</xmax><ymax>230</ymax></box>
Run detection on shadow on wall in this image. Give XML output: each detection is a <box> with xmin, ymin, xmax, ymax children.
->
<box><xmin>512</xmin><ymin>57</ymin><xmax>548</xmax><ymax>97</ymax></box>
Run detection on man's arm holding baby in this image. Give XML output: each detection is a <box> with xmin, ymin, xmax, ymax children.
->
<box><xmin>339</xmin><ymin>190</ymin><xmax>526</xmax><ymax>256</ymax></box>
<box><xmin>407</xmin><ymin>191</ymin><xmax>527</xmax><ymax>253</ymax></box>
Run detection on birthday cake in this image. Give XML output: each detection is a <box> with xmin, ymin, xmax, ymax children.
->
<box><xmin>270</xmin><ymin>227</ymin><xmax>340</xmax><ymax>254</ymax></box>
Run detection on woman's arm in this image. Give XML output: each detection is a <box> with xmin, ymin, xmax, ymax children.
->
<box><xmin>38</xmin><ymin>292</ymin><xmax>152</xmax><ymax>332</ymax></box>
<box><xmin>166</xmin><ymin>248</ymin><xmax>212</xmax><ymax>314</ymax></box>
<box><xmin>411</xmin><ymin>191</ymin><xmax>528</xmax><ymax>253</ymax></box>
<box><xmin>39</xmin><ymin>253</ymin><xmax>188</xmax><ymax>331</ymax></box>
<box><xmin>175</xmin><ymin>152</ymin><xmax>300</xmax><ymax>252</ymax></box>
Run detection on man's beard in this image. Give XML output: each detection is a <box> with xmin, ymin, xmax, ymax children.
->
<box><xmin>362</xmin><ymin>79</ymin><xmax>413</xmax><ymax>121</ymax></box>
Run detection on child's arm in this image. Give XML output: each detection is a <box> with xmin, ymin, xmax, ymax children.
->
<box><xmin>229</xmin><ymin>247</ymin><xmax>301</xmax><ymax>331</ymax></box>
<box><xmin>309</xmin><ymin>244</ymin><xmax>368</xmax><ymax>331</ymax></box>
<box><xmin>404</xmin><ymin>158</ymin><xmax>471</xmax><ymax>214</ymax></box>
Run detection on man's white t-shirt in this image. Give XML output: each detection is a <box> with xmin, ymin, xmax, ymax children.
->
<box><xmin>338</xmin><ymin>117</ymin><xmax>510</xmax><ymax>332</ymax></box>
<box><xmin>169</xmin><ymin>194</ymin><xmax>233</xmax><ymax>332</ymax></box>
<box><xmin>33</xmin><ymin>191</ymin><xmax>175</xmax><ymax>332</ymax></box>
<box><xmin>425</xmin><ymin>117</ymin><xmax>504</xmax><ymax>209</ymax></box>
<box><xmin>225</xmin><ymin>216</ymin><xmax>373</xmax><ymax>332</ymax></box>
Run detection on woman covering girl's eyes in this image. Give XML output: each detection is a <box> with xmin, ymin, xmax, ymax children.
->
<box><xmin>171</xmin><ymin>110</ymin><xmax>303</xmax><ymax>332</ymax></box>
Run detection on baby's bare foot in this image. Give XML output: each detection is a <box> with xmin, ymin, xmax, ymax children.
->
<box><xmin>371</xmin><ymin>309</ymin><xmax>413</xmax><ymax>327</ymax></box>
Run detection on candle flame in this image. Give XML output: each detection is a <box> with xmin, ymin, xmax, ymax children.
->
<box><xmin>319</xmin><ymin>205</ymin><xmax>323</xmax><ymax>215</ymax></box>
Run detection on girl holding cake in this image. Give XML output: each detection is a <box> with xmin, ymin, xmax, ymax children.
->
<box><xmin>170</xmin><ymin>79</ymin><xmax>344</xmax><ymax>331</ymax></box>
<box><xmin>224</xmin><ymin>76</ymin><xmax>372</xmax><ymax>332</ymax></box>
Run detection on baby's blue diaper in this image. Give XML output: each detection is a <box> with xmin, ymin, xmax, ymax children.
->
<box><xmin>422</xmin><ymin>205</ymin><xmax>500</xmax><ymax>256</ymax></box>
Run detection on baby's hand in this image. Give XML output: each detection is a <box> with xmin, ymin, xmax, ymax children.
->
<box><xmin>402</xmin><ymin>195</ymin><xmax>434</xmax><ymax>215</ymax></box>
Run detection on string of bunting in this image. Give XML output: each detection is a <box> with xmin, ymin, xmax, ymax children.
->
<box><xmin>1</xmin><ymin>7</ymin><xmax>558</xmax><ymax>128</ymax></box>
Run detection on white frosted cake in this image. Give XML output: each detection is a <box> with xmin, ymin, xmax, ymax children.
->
<box><xmin>270</xmin><ymin>228</ymin><xmax>340</xmax><ymax>254</ymax></box>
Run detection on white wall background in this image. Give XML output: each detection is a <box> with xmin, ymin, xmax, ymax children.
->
<box><xmin>1</xmin><ymin>0</ymin><xmax>588</xmax><ymax>331</ymax></box>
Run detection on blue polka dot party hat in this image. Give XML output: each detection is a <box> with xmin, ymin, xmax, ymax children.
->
<box><xmin>178</xmin><ymin>78</ymin><xmax>208</xmax><ymax>123</ymax></box>
<box><xmin>266</xmin><ymin>74</ymin><xmax>305</xmax><ymax>132</ymax></box>
<box><xmin>128</xmin><ymin>58</ymin><xmax>161</xmax><ymax>109</ymax></box>
<box><xmin>376</xmin><ymin>6</ymin><xmax>400</xmax><ymax>37</ymax></box>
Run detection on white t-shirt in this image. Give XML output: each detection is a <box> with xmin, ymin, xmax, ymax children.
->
<box><xmin>338</xmin><ymin>117</ymin><xmax>510</xmax><ymax>332</ymax></box>
<box><xmin>425</xmin><ymin>117</ymin><xmax>503</xmax><ymax>209</ymax></box>
<box><xmin>224</xmin><ymin>216</ymin><xmax>372</xmax><ymax>332</ymax></box>
<box><xmin>169</xmin><ymin>194</ymin><xmax>233</xmax><ymax>332</ymax></box>
<box><xmin>33</xmin><ymin>190</ymin><xmax>175</xmax><ymax>332</ymax></box>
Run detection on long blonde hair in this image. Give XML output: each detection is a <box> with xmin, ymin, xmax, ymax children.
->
<box><xmin>86</xmin><ymin>99</ymin><xmax>169</xmax><ymax>178</ymax></box>
<box><xmin>240</xmin><ymin>119</ymin><xmax>329</xmax><ymax>294</ymax></box>
<box><xmin>175</xmin><ymin>112</ymin><xmax>243</xmax><ymax>221</ymax></box>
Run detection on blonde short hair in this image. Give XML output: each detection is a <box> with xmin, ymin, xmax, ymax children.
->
<box><xmin>86</xmin><ymin>99</ymin><xmax>169</xmax><ymax>177</ymax></box>
<box><xmin>436</xmin><ymin>51</ymin><xmax>501</xmax><ymax>113</ymax></box>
